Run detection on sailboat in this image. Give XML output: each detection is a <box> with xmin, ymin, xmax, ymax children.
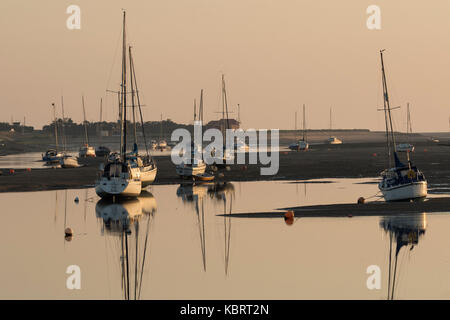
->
<box><xmin>78</xmin><ymin>96</ymin><xmax>96</xmax><ymax>157</ymax></box>
<box><xmin>42</xmin><ymin>103</ymin><xmax>64</xmax><ymax>163</ymax></box>
<box><xmin>157</xmin><ymin>114</ymin><xmax>167</xmax><ymax>151</ymax></box>
<box><xmin>211</xmin><ymin>74</ymin><xmax>235</xmax><ymax>165</ymax></box>
<box><xmin>326</xmin><ymin>107</ymin><xmax>342</xmax><ymax>144</ymax></box>
<box><xmin>95</xmin><ymin>11</ymin><xmax>142</xmax><ymax>199</ymax></box>
<box><xmin>95</xmin><ymin>98</ymin><xmax>111</xmax><ymax>157</ymax></box>
<box><xmin>289</xmin><ymin>104</ymin><xmax>309</xmax><ymax>151</ymax></box>
<box><xmin>396</xmin><ymin>103</ymin><xmax>415</xmax><ymax>153</ymax></box>
<box><xmin>378</xmin><ymin>50</ymin><xmax>427</xmax><ymax>201</ymax></box>
<box><xmin>126</xmin><ymin>45</ymin><xmax>157</xmax><ymax>187</ymax></box>
<box><xmin>176</xmin><ymin>90</ymin><xmax>207</xmax><ymax>177</ymax></box>
<box><xmin>58</xmin><ymin>96</ymin><xmax>80</xmax><ymax>168</ymax></box>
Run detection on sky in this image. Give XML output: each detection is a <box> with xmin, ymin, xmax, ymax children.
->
<box><xmin>1</xmin><ymin>0</ymin><xmax>449</xmax><ymax>132</ymax></box>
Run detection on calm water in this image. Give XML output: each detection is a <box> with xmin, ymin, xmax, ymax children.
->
<box><xmin>1</xmin><ymin>179</ymin><xmax>450</xmax><ymax>300</ymax></box>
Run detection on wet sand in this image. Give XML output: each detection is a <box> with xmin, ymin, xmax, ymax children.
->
<box><xmin>219</xmin><ymin>197</ymin><xmax>450</xmax><ymax>218</ymax></box>
<box><xmin>0</xmin><ymin>141</ymin><xmax>449</xmax><ymax>194</ymax></box>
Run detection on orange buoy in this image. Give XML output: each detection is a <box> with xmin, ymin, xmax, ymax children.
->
<box><xmin>26</xmin><ymin>168</ymin><xmax>31</xmax><ymax>172</ymax></box>
<box><xmin>357</xmin><ymin>197</ymin><xmax>365</xmax><ymax>204</ymax></box>
<box><xmin>284</xmin><ymin>210</ymin><xmax>295</xmax><ymax>226</ymax></box>
<box><xmin>9</xmin><ymin>169</ymin><xmax>14</xmax><ymax>174</ymax></box>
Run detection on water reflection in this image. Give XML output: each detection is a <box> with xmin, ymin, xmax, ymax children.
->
<box><xmin>379</xmin><ymin>213</ymin><xmax>427</xmax><ymax>300</ymax></box>
<box><xmin>95</xmin><ymin>191</ymin><xmax>157</xmax><ymax>300</ymax></box>
<box><xmin>176</xmin><ymin>182</ymin><xmax>235</xmax><ymax>275</ymax></box>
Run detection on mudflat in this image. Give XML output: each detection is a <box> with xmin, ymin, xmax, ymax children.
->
<box><xmin>0</xmin><ymin>141</ymin><xmax>448</xmax><ymax>193</ymax></box>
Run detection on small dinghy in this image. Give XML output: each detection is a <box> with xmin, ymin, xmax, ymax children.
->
<box><xmin>194</xmin><ymin>173</ymin><xmax>215</xmax><ymax>182</ymax></box>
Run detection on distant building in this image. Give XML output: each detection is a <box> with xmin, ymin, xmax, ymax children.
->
<box><xmin>206</xmin><ymin>118</ymin><xmax>240</xmax><ymax>130</ymax></box>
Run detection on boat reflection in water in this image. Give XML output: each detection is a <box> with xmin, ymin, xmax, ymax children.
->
<box><xmin>95</xmin><ymin>190</ymin><xmax>157</xmax><ymax>300</ymax></box>
<box><xmin>379</xmin><ymin>213</ymin><xmax>427</xmax><ymax>300</ymax></box>
<box><xmin>176</xmin><ymin>182</ymin><xmax>235</xmax><ymax>275</ymax></box>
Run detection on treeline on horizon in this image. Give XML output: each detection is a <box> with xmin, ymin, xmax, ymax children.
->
<box><xmin>0</xmin><ymin>119</ymin><xmax>370</xmax><ymax>137</ymax></box>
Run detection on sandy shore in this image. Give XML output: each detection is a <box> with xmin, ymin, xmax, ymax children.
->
<box><xmin>0</xmin><ymin>141</ymin><xmax>449</xmax><ymax>193</ymax></box>
<box><xmin>220</xmin><ymin>197</ymin><xmax>450</xmax><ymax>218</ymax></box>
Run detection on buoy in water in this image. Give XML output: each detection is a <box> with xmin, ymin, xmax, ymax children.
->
<box><xmin>284</xmin><ymin>210</ymin><xmax>295</xmax><ymax>226</ymax></box>
<box><xmin>357</xmin><ymin>197</ymin><xmax>365</xmax><ymax>204</ymax></box>
<box><xmin>65</xmin><ymin>227</ymin><xmax>73</xmax><ymax>237</ymax></box>
<box><xmin>74</xmin><ymin>196</ymin><xmax>79</xmax><ymax>203</ymax></box>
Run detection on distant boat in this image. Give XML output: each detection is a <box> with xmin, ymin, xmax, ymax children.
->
<box><xmin>326</xmin><ymin>107</ymin><xmax>342</xmax><ymax>145</ymax></box>
<box><xmin>176</xmin><ymin>90</ymin><xmax>207</xmax><ymax>178</ymax></box>
<box><xmin>78</xmin><ymin>96</ymin><xmax>96</xmax><ymax>158</ymax></box>
<box><xmin>95</xmin><ymin>11</ymin><xmax>142</xmax><ymax>199</ymax></box>
<box><xmin>327</xmin><ymin>136</ymin><xmax>342</xmax><ymax>145</ymax></box>
<box><xmin>60</xmin><ymin>155</ymin><xmax>79</xmax><ymax>168</ymax></box>
<box><xmin>95</xmin><ymin>145</ymin><xmax>111</xmax><ymax>157</ymax></box>
<box><xmin>42</xmin><ymin>103</ymin><xmax>64</xmax><ymax>163</ymax></box>
<box><xmin>377</xmin><ymin>50</ymin><xmax>427</xmax><ymax>202</ymax></box>
<box><xmin>289</xmin><ymin>104</ymin><xmax>309</xmax><ymax>151</ymax></box>
<box><xmin>52</xmin><ymin>96</ymin><xmax>80</xmax><ymax>168</ymax></box>
<box><xmin>396</xmin><ymin>103</ymin><xmax>414</xmax><ymax>152</ymax></box>
<box><xmin>42</xmin><ymin>149</ymin><xmax>63</xmax><ymax>163</ymax></box>
<box><xmin>95</xmin><ymin>98</ymin><xmax>111</xmax><ymax>157</ymax></box>
<box><xmin>157</xmin><ymin>114</ymin><xmax>167</xmax><ymax>151</ymax></box>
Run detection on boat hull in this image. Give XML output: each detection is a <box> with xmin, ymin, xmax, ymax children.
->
<box><xmin>95</xmin><ymin>177</ymin><xmax>142</xmax><ymax>199</ymax></box>
<box><xmin>176</xmin><ymin>163</ymin><xmax>206</xmax><ymax>177</ymax></box>
<box><xmin>79</xmin><ymin>146</ymin><xmax>96</xmax><ymax>158</ymax></box>
<box><xmin>379</xmin><ymin>181</ymin><xmax>427</xmax><ymax>202</ymax></box>
<box><xmin>60</xmin><ymin>157</ymin><xmax>79</xmax><ymax>168</ymax></box>
<box><xmin>140</xmin><ymin>166</ymin><xmax>157</xmax><ymax>187</ymax></box>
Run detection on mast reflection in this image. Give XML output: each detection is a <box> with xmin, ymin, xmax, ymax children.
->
<box><xmin>379</xmin><ymin>213</ymin><xmax>427</xmax><ymax>300</ymax></box>
<box><xmin>95</xmin><ymin>191</ymin><xmax>157</xmax><ymax>300</ymax></box>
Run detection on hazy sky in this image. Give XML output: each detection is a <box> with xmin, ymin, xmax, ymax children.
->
<box><xmin>1</xmin><ymin>0</ymin><xmax>450</xmax><ymax>132</ymax></box>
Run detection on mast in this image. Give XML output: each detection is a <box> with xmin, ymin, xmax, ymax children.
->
<box><xmin>194</xmin><ymin>99</ymin><xmax>197</xmax><ymax>122</ymax></box>
<box><xmin>303</xmin><ymin>104</ymin><xmax>307</xmax><ymax>142</ymax></box>
<box><xmin>160</xmin><ymin>114</ymin><xmax>163</xmax><ymax>141</ymax></box>
<box><xmin>380</xmin><ymin>50</ymin><xmax>397</xmax><ymax>167</ymax></box>
<box><xmin>121</xmin><ymin>10</ymin><xmax>127</xmax><ymax>159</ymax></box>
<box><xmin>129</xmin><ymin>46</ymin><xmax>150</xmax><ymax>157</ymax></box>
<box><xmin>52</xmin><ymin>103</ymin><xmax>58</xmax><ymax>152</ymax></box>
<box><xmin>329</xmin><ymin>107</ymin><xmax>332</xmax><ymax>138</ymax></box>
<box><xmin>99</xmin><ymin>98</ymin><xmax>103</xmax><ymax>145</ymax></box>
<box><xmin>61</xmin><ymin>96</ymin><xmax>67</xmax><ymax>152</ymax></box>
<box><xmin>237</xmin><ymin>104</ymin><xmax>240</xmax><ymax>128</ymax></box>
<box><xmin>82</xmin><ymin>96</ymin><xmax>89</xmax><ymax>145</ymax></box>
<box><xmin>199</xmin><ymin>90</ymin><xmax>204</xmax><ymax>123</ymax></box>
<box><xmin>294</xmin><ymin>110</ymin><xmax>297</xmax><ymax>133</ymax></box>
<box><xmin>222</xmin><ymin>74</ymin><xmax>230</xmax><ymax>133</ymax></box>
<box><xmin>129</xmin><ymin>46</ymin><xmax>137</xmax><ymax>147</ymax></box>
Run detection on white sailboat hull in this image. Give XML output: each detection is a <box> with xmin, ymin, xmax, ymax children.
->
<box><xmin>176</xmin><ymin>162</ymin><xmax>206</xmax><ymax>177</ymax></box>
<box><xmin>379</xmin><ymin>181</ymin><xmax>427</xmax><ymax>202</ymax></box>
<box><xmin>95</xmin><ymin>177</ymin><xmax>142</xmax><ymax>198</ymax></box>
<box><xmin>79</xmin><ymin>146</ymin><xmax>96</xmax><ymax>157</ymax></box>
<box><xmin>140</xmin><ymin>166</ymin><xmax>157</xmax><ymax>187</ymax></box>
<box><xmin>60</xmin><ymin>157</ymin><xmax>79</xmax><ymax>168</ymax></box>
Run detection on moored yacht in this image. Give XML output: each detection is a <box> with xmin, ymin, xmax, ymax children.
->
<box><xmin>377</xmin><ymin>50</ymin><xmax>427</xmax><ymax>201</ymax></box>
<box><xmin>95</xmin><ymin>11</ymin><xmax>142</xmax><ymax>199</ymax></box>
